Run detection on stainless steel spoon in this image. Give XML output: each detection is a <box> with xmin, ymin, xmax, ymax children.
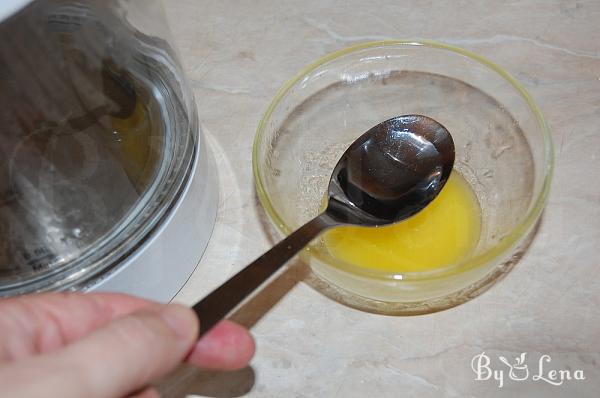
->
<box><xmin>193</xmin><ymin>114</ymin><xmax>455</xmax><ymax>336</ymax></box>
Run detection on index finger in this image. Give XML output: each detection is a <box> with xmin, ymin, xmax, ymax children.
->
<box><xmin>0</xmin><ymin>292</ymin><xmax>155</xmax><ymax>361</ymax></box>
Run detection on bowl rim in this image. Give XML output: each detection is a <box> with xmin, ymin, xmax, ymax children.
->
<box><xmin>252</xmin><ymin>39</ymin><xmax>554</xmax><ymax>282</ymax></box>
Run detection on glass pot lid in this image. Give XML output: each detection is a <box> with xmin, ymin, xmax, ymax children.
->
<box><xmin>0</xmin><ymin>0</ymin><xmax>198</xmax><ymax>294</ymax></box>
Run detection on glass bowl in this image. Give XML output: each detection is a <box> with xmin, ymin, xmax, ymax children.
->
<box><xmin>253</xmin><ymin>40</ymin><xmax>553</xmax><ymax>314</ymax></box>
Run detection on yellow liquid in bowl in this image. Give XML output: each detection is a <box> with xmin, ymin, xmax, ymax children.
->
<box><xmin>323</xmin><ymin>172</ymin><xmax>481</xmax><ymax>273</ymax></box>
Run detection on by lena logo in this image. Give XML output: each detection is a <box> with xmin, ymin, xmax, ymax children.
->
<box><xmin>471</xmin><ymin>352</ymin><xmax>585</xmax><ymax>388</ymax></box>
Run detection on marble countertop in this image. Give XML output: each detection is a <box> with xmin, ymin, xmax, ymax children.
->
<box><xmin>160</xmin><ymin>1</ymin><xmax>600</xmax><ymax>396</ymax></box>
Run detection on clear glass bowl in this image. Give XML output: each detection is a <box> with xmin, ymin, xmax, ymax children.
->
<box><xmin>253</xmin><ymin>40</ymin><xmax>553</xmax><ymax>314</ymax></box>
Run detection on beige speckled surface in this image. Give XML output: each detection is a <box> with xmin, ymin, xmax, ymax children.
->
<box><xmin>160</xmin><ymin>1</ymin><xmax>600</xmax><ymax>396</ymax></box>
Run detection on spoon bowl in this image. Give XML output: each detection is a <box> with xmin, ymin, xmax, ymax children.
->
<box><xmin>326</xmin><ymin>115</ymin><xmax>454</xmax><ymax>226</ymax></box>
<box><xmin>194</xmin><ymin>115</ymin><xmax>454</xmax><ymax>336</ymax></box>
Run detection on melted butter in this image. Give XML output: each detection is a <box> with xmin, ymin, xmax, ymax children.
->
<box><xmin>323</xmin><ymin>172</ymin><xmax>481</xmax><ymax>273</ymax></box>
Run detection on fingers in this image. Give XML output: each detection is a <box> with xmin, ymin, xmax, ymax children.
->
<box><xmin>0</xmin><ymin>293</ymin><xmax>256</xmax><ymax>370</ymax></box>
<box><xmin>0</xmin><ymin>293</ymin><xmax>257</xmax><ymax>398</ymax></box>
<box><xmin>57</xmin><ymin>304</ymin><xmax>199</xmax><ymax>398</ymax></box>
<box><xmin>0</xmin><ymin>293</ymin><xmax>154</xmax><ymax>361</ymax></box>
<box><xmin>0</xmin><ymin>304</ymin><xmax>199</xmax><ymax>398</ymax></box>
<box><xmin>188</xmin><ymin>320</ymin><xmax>256</xmax><ymax>370</ymax></box>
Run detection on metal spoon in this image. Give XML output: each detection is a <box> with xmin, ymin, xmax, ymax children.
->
<box><xmin>193</xmin><ymin>114</ymin><xmax>455</xmax><ymax>336</ymax></box>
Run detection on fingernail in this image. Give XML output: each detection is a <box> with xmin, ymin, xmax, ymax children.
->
<box><xmin>159</xmin><ymin>304</ymin><xmax>198</xmax><ymax>342</ymax></box>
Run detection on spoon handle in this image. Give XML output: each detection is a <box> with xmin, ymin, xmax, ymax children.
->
<box><xmin>193</xmin><ymin>213</ymin><xmax>336</xmax><ymax>337</ymax></box>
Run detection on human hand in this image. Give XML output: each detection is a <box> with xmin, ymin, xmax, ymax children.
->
<box><xmin>0</xmin><ymin>292</ymin><xmax>255</xmax><ymax>398</ymax></box>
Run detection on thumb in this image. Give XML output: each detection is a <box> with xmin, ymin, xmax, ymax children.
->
<box><xmin>0</xmin><ymin>304</ymin><xmax>198</xmax><ymax>398</ymax></box>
